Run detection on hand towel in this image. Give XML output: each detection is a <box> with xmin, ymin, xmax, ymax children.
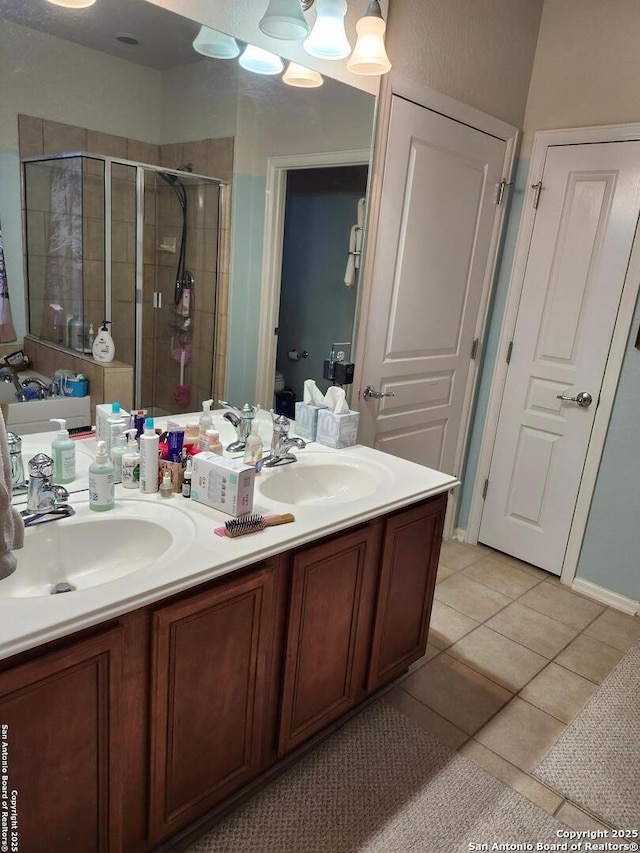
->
<box><xmin>0</xmin><ymin>409</ymin><xmax>24</xmax><ymax>580</ymax></box>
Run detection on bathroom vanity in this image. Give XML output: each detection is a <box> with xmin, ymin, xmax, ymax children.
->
<box><xmin>0</xmin><ymin>419</ymin><xmax>456</xmax><ymax>852</ymax></box>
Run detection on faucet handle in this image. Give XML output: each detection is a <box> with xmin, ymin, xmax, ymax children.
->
<box><xmin>219</xmin><ymin>400</ymin><xmax>260</xmax><ymax>417</ymax></box>
<box><xmin>28</xmin><ymin>453</ymin><xmax>54</xmax><ymax>478</ymax></box>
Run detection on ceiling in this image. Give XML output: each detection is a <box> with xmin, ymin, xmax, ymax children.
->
<box><xmin>0</xmin><ymin>0</ymin><xmax>207</xmax><ymax>70</ymax></box>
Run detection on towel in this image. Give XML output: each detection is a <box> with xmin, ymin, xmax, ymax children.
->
<box><xmin>0</xmin><ymin>409</ymin><xmax>23</xmax><ymax>580</ymax></box>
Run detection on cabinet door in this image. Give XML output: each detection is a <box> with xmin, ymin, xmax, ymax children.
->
<box><xmin>148</xmin><ymin>562</ymin><xmax>278</xmax><ymax>845</ymax></box>
<box><xmin>0</xmin><ymin>628</ymin><xmax>123</xmax><ymax>853</ymax></box>
<box><xmin>278</xmin><ymin>523</ymin><xmax>381</xmax><ymax>755</ymax></box>
<box><xmin>368</xmin><ymin>494</ymin><xmax>446</xmax><ymax>691</ymax></box>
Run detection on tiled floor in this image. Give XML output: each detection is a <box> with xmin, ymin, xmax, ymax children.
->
<box><xmin>383</xmin><ymin>540</ymin><xmax>640</xmax><ymax>832</ymax></box>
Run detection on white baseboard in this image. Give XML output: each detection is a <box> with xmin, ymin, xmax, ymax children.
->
<box><xmin>571</xmin><ymin>577</ymin><xmax>639</xmax><ymax>615</ymax></box>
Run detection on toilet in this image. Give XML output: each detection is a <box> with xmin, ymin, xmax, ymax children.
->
<box><xmin>274</xmin><ymin>370</ymin><xmax>285</xmax><ymax>394</ymax></box>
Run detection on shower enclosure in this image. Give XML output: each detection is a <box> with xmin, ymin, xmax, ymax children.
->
<box><xmin>23</xmin><ymin>153</ymin><xmax>224</xmax><ymax>415</ymax></box>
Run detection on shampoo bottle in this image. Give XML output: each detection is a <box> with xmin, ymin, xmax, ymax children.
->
<box><xmin>199</xmin><ymin>399</ymin><xmax>214</xmax><ymax>436</ymax></box>
<box><xmin>92</xmin><ymin>319</ymin><xmax>115</xmax><ymax>363</ymax></box>
<box><xmin>89</xmin><ymin>440</ymin><xmax>115</xmax><ymax>511</ymax></box>
<box><xmin>50</xmin><ymin>418</ymin><xmax>76</xmax><ymax>485</ymax></box>
<box><xmin>110</xmin><ymin>431</ymin><xmax>127</xmax><ymax>485</ymax></box>
<box><xmin>140</xmin><ymin>417</ymin><xmax>159</xmax><ymax>494</ymax></box>
<box><xmin>122</xmin><ymin>429</ymin><xmax>140</xmax><ymax>490</ymax></box>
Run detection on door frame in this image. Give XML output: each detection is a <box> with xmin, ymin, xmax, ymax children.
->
<box><xmin>466</xmin><ymin>122</ymin><xmax>640</xmax><ymax>587</ymax></box>
<box><xmin>352</xmin><ymin>72</ymin><xmax>519</xmax><ymax>540</ymax></box>
<box><xmin>254</xmin><ymin>149</ymin><xmax>371</xmax><ymax>407</ymax></box>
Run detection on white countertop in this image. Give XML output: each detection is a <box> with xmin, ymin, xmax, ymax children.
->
<box><xmin>0</xmin><ymin>410</ymin><xmax>458</xmax><ymax>661</ymax></box>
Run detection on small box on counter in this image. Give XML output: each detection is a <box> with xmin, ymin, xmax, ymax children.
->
<box><xmin>294</xmin><ymin>402</ymin><xmax>327</xmax><ymax>441</ymax></box>
<box><xmin>315</xmin><ymin>408</ymin><xmax>360</xmax><ymax>449</ymax></box>
<box><xmin>191</xmin><ymin>452</ymin><xmax>255</xmax><ymax>517</ymax></box>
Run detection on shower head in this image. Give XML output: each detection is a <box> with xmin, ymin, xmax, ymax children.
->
<box><xmin>178</xmin><ymin>163</ymin><xmax>193</xmax><ymax>173</ymax></box>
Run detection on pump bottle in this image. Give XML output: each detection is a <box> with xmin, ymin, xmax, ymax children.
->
<box><xmin>92</xmin><ymin>319</ymin><xmax>115</xmax><ymax>363</ymax></box>
<box><xmin>50</xmin><ymin>418</ymin><xmax>76</xmax><ymax>484</ymax></box>
<box><xmin>140</xmin><ymin>417</ymin><xmax>159</xmax><ymax>494</ymax></box>
<box><xmin>199</xmin><ymin>399</ymin><xmax>214</xmax><ymax>436</ymax></box>
<box><xmin>243</xmin><ymin>423</ymin><xmax>264</xmax><ymax>474</ymax></box>
<box><xmin>89</xmin><ymin>440</ymin><xmax>115</xmax><ymax>511</ymax></box>
<box><xmin>122</xmin><ymin>429</ymin><xmax>140</xmax><ymax>489</ymax></box>
<box><xmin>110</xmin><ymin>431</ymin><xmax>127</xmax><ymax>484</ymax></box>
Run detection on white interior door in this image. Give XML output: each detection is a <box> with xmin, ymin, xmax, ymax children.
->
<box><xmin>480</xmin><ymin>141</ymin><xmax>640</xmax><ymax>573</ymax></box>
<box><xmin>357</xmin><ymin>95</ymin><xmax>506</xmax><ymax>478</ymax></box>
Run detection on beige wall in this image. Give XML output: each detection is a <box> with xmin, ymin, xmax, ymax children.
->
<box><xmin>523</xmin><ymin>0</ymin><xmax>640</xmax><ymax>153</ymax></box>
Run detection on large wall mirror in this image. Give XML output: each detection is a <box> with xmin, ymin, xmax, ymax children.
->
<box><xmin>0</xmin><ymin>0</ymin><xmax>376</xmax><ymax>418</ymax></box>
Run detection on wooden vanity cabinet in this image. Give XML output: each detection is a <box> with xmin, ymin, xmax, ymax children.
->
<box><xmin>0</xmin><ymin>627</ymin><xmax>124</xmax><ymax>853</ymax></box>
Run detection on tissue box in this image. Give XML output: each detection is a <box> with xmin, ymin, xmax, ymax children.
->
<box><xmin>191</xmin><ymin>452</ymin><xmax>255</xmax><ymax>517</ymax></box>
<box><xmin>294</xmin><ymin>402</ymin><xmax>326</xmax><ymax>441</ymax></box>
<box><xmin>315</xmin><ymin>408</ymin><xmax>360</xmax><ymax>449</ymax></box>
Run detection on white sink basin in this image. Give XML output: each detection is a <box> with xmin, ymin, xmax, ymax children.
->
<box><xmin>2</xmin><ymin>500</ymin><xmax>197</xmax><ymax>598</ymax></box>
<box><xmin>257</xmin><ymin>453</ymin><xmax>393</xmax><ymax>506</ymax></box>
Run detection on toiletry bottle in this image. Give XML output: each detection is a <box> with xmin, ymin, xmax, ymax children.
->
<box><xmin>92</xmin><ymin>319</ymin><xmax>115</xmax><ymax>363</ymax></box>
<box><xmin>199</xmin><ymin>399</ymin><xmax>214</xmax><ymax>436</ymax></box>
<box><xmin>182</xmin><ymin>457</ymin><xmax>192</xmax><ymax>498</ymax></box>
<box><xmin>110</xmin><ymin>431</ymin><xmax>127</xmax><ymax>485</ymax></box>
<box><xmin>206</xmin><ymin>429</ymin><xmax>223</xmax><ymax>455</ymax></box>
<box><xmin>106</xmin><ymin>402</ymin><xmax>125</xmax><ymax>455</ymax></box>
<box><xmin>70</xmin><ymin>313</ymin><xmax>84</xmax><ymax>352</ymax></box>
<box><xmin>50</xmin><ymin>418</ymin><xmax>76</xmax><ymax>485</ymax></box>
<box><xmin>160</xmin><ymin>470</ymin><xmax>173</xmax><ymax>498</ymax></box>
<box><xmin>89</xmin><ymin>440</ymin><xmax>115</xmax><ymax>512</ymax></box>
<box><xmin>140</xmin><ymin>417</ymin><xmax>159</xmax><ymax>494</ymax></box>
<box><xmin>243</xmin><ymin>423</ymin><xmax>264</xmax><ymax>474</ymax></box>
<box><xmin>88</xmin><ymin>323</ymin><xmax>95</xmax><ymax>349</ymax></box>
<box><xmin>122</xmin><ymin>428</ymin><xmax>140</xmax><ymax>489</ymax></box>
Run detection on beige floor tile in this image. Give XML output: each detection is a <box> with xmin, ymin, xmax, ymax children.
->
<box><xmin>555</xmin><ymin>633</ymin><xmax>625</xmax><ymax>684</ymax></box>
<box><xmin>434</xmin><ymin>573</ymin><xmax>511</xmax><ymax>622</ymax></box>
<box><xmin>383</xmin><ymin>688</ymin><xmax>468</xmax><ymax>749</ymax></box>
<box><xmin>493</xmin><ymin>552</ymin><xmax>553</xmax><ymax>580</ymax></box>
<box><xmin>486</xmin><ymin>602</ymin><xmax>579</xmax><ymax>659</ymax></box>
<box><xmin>401</xmin><ymin>653</ymin><xmax>512</xmax><ymax>735</ymax></box>
<box><xmin>555</xmin><ymin>801</ymin><xmax>612</xmax><ymax>831</ymax></box>
<box><xmin>519</xmin><ymin>662</ymin><xmax>598</xmax><ymax>723</ymax></box>
<box><xmin>436</xmin><ymin>564</ymin><xmax>454</xmax><ymax>584</ymax></box>
<box><xmin>583</xmin><ymin>607</ymin><xmax>640</xmax><ymax>652</ymax></box>
<box><xmin>474</xmin><ymin>697</ymin><xmax>565</xmax><ymax>772</ymax></box>
<box><xmin>439</xmin><ymin>541</ymin><xmax>489</xmax><ymax>572</ymax></box>
<box><xmin>405</xmin><ymin>643</ymin><xmax>441</xmax><ymax>672</ymax></box>
<box><xmin>428</xmin><ymin>600</ymin><xmax>479</xmax><ymax>650</ymax></box>
<box><xmin>460</xmin><ymin>740</ymin><xmax>563</xmax><ymax>814</ymax></box>
<box><xmin>518</xmin><ymin>582</ymin><xmax>604</xmax><ymax>630</ymax></box>
<box><xmin>463</xmin><ymin>556</ymin><xmax>542</xmax><ymax>599</ymax></box>
<box><xmin>447</xmin><ymin>625</ymin><xmax>547</xmax><ymax>692</ymax></box>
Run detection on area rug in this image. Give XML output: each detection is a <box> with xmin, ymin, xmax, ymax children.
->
<box><xmin>534</xmin><ymin>640</ymin><xmax>640</xmax><ymax>829</ymax></box>
<box><xmin>188</xmin><ymin>700</ymin><xmax>563</xmax><ymax>853</ymax></box>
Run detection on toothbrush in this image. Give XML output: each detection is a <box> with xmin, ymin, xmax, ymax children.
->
<box><xmin>214</xmin><ymin>513</ymin><xmax>295</xmax><ymax>538</ymax></box>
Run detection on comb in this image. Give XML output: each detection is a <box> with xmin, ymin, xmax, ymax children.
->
<box><xmin>215</xmin><ymin>513</ymin><xmax>295</xmax><ymax>538</ymax></box>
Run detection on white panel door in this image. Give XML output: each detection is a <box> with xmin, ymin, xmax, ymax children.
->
<box><xmin>358</xmin><ymin>96</ymin><xmax>506</xmax><ymax>476</ymax></box>
<box><xmin>480</xmin><ymin>141</ymin><xmax>640</xmax><ymax>573</ymax></box>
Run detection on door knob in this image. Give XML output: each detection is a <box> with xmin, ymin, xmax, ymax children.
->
<box><xmin>363</xmin><ymin>385</ymin><xmax>395</xmax><ymax>400</ymax></box>
<box><xmin>556</xmin><ymin>390</ymin><xmax>593</xmax><ymax>408</ymax></box>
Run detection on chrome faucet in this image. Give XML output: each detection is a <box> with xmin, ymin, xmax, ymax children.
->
<box><xmin>21</xmin><ymin>453</ymin><xmax>75</xmax><ymax>527</ymax></box>
<box><xmin>218</xmin><ymin>400</ymin><xmax>259</xmax><ymax>453</ymax></box>
<box><xmin>7</xmin><ymin>432</ymin><xmax>26</xmax><ymax>495</ymax></box>
<box><xmin>0</xmin><ymin>366</ymin><xmax>26</xmax><ymax>402</ymax></box>
<box><xmin>21</xmin><ymin>377</ymin><xmax>52</xmax><ymax>399</ymax></box>
<box><xmin>263</xmin><ymin>413</ymin><xmax>306</xmax><ymax>468</ymax></box>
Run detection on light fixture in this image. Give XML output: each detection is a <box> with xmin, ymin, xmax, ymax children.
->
<box><xmin>346</xmin><ymin>0</ymin><xmax>391</xmax><ymax>75</ymax></box>
<box><xmin>259</xmin><ymin>0</ymin><xmax>310</xmax><ymax>40</ymax></box>
<box><xmin>303</xmin><ymin>0</ymin><xmax>351</xmax><ymax>60</ymax></box>
<box><xmin>282</xmin><ymin>61</ymin><xmax>324</xmax><ymax>87</ymax></box>
<box><xmin>192</xmin><ymin>26</ymin><xmax>240</xmax><ymax>59</ymax></box>
<box><xmin>46</xmin><ymin>0</ymin><xmax>96</xmax><ymax>6</ymax></box>
<box><xmin>239</xmin><ymin>44</ymin><xmax>285</xmax><ymax>75</ymax></box>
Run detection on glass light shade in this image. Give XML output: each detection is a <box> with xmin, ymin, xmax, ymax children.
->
<box><xmin>46</xmin><ymin>0</ymin><xmax>96</xmax><ymax>6</ymax></box>
<box><xmin>239</xmin><ymin>45</ymin><xmax>285</xmax><ymax>75</ymax></box>
<box><xmin>303</xmin><ymin>0</ymin><xmax>351</xmax><ymax>60</ymax></box>
<box><xmin>192</xmin><ymin>26</ymin><xmax>240</xmax><ymax>59</ymax></box>
<box><xmin>346</xmin><ymin>15</ymin><xmax>391</xmax><ymax>75</ymax></box>
<box><xmin>282</xmin><ymin>61</ymin><xmax>324</xmax><ymax>88</ymax></box>
<box><xmin>259</xmin><ymin>0</ymin><xmax>310</xmax><ymax>40</ymax></box>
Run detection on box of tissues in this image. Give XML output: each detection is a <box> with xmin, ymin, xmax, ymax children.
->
<box><xmin>294</xmin><ymin>379</ymin><xmax>327</xmax><ymax>441</ymax></box>
<box><xmin>315</xmin><ymin>387</ymin><xmax>359</xmax><ymax>449</ymax></box>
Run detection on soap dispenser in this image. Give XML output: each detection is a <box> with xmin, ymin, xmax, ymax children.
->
<box><xmin>92</xmin><ymin>319</ymin><xmax>115</xmax><ymax>363</ymax></box>
<box><xmin>50</xmin><ymin>418</ymin><xmax>76</xmax><ymax>485</ymax></box>
<box><xmin>89</xmin><ymin>440</ymin><xmax>115</xmax><ymax>511</ymax></box>
<box><xmin>122</xmin><ymin>429</ymin><xmax>140</xmax><ymax>490</ymax></box>
<box><xmin>199</xmin><ymin>399</ymin><xmax>214</xmax><ymax>436</ymax></box>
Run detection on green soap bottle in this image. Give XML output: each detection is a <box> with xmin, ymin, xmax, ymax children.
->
<box><xmin>50</xmin><ymin>418</ymin><xmax>75</xmax><ymax>485</ymax></box>
<box><xmin>89</xmin><ymin>440</ymin><xmax>115</xmax><ymax>512</ymax></box>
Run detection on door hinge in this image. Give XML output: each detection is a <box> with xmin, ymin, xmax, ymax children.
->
<box><xmin>531</xmin><ymin>181</ymin><xmax>543</xmax><ymax>209</ymax></box>
<box><xmin>274</xmin><ymin>327</ymin><xmax>279</xmax><ymax>336</ymax></box>
<box><xmin>506</xmin><ymin>341</ymin><xmax>513</xmax><ymax>364</ymax></box>
<box><xmin>471</xmin><ymin>338</ymin><xmax>480</xmax><ymax>360</ymax></box>
<box><xmin>495</xmin><ymin>179</ymin><xmax>512</xmax><ymax>206</ymax></box>
<box><xmin>482</xmin><ymin>478</ymin><xmax>489</xmax><ymax>499</ymax></box>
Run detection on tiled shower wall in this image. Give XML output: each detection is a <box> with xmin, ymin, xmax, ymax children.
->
<box><xmin>17</xmin><ymin>114</ymin><xmax>232</xmax><ymax>407</ymax></box>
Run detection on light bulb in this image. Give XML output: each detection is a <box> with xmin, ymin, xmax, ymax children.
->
<box><xmin>346</xmin><ymin>3</ymin><xmax>391</xmax><ymax>75</ymax></box>
<box><xmin>259</xmin><ymin>0</ymin><xmax>310</xmax><ymax>40</ymax></box>
<box><xmin>283</xmin><ymin>61</ymin><xmax>324</xmax><ymax>88</ymax></box>
<box><xmin>192</xmin><ymin>26</ymin><xmax>240</xmax><ymax>60</ymax></box>
<box><xmin>303</xmin><ymin>0</ymin><xmax>351</xmax><ymax>60</ymax></box>
<box><xmin>239</xmin><ymin>45</ymin><xmax>285</xmax><ymax>75</ymax></box>
<box><xmin>46</xmin><ymin>0</ymin><xmax>96</xmax><ymax>6</ymax></box>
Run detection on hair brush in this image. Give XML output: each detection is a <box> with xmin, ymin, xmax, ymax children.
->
<box><xmin>215</xmin><ymin>513</ymin><xmax>295</xmax><ymax>538</ymax></box>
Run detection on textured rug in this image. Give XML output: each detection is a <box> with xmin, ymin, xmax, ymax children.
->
<box><xmin>534</xmin><ymin>640</ymin><xmax>640</xmax><ymax>829</ymax></box>
<box><xmin>188</xmin><ymin>700</ymin><xmax>562</xmax><ymax>853</ymax></box>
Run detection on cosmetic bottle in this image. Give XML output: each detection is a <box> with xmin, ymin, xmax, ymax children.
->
<box><xmin>110</xmin><ymin>431</ymin><xmax>127</xmax><ymax>485</ymax></box>
<box><xmin>89</xmin><ymin>440</ymin><xmax>115</xmax><ymax>511</ymax></box>
<box><xmin>140</xmin><ymin>417</ymin><xmax>159</xmax><ymax>494</ymax></box>
<box><xmin>199</xmin><ymin>399</ymin><xmax>214</xmax><ymax>436</ymax></box>
<box><xmin>182</xmin><ymin>457</ymin><xmax>192</xmax><ymax>498</ymax></box>
<box><xmin>122</xmin><ymin>429</ymin><xmax>140</xmax><ymax>490</ymax></box>
<box><xmin>243</xmin><ymin>423</ymin><xmax>264</xmax><ymax>474</ymax></box>
<box><xmin>50</xmin><ymin>418</ymin><xmax>76</xmax><ymax>485</ymax></box>
<box><xmin>206</xmin><ymin>429</ymin><xmax>223</xmax><ymax>454</ymax></box>
<box><xmin>160</xmin><ymin>470</ymin><xmax>173</xmax><ymax>498</ymax></box>
<box><xmin>92</xmin><ymin>319</ymin><xmax>115</xmax><ymax>363</ymax></box>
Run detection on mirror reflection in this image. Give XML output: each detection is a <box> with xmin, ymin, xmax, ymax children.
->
<box><xmin>0</xmin><ymin>0</ymin><xmax>376</xmax><ymax>466</ymax></box>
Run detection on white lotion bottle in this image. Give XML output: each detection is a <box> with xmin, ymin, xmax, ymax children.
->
<box><xmin>50</xmin><ymin>418</ymin><xmax>76</xmax><ymax>485</ymax></box>
<box><xmin>139</xmin><ymin>417</ymin><xmax>159</xmax><ymax>494</ymax></box>
<box><xmin>92</xmin><ymin>319</ymin><xmax>115</xmax><ymax>363</ymax></box>
<box><xmin>122</xmin><ymin>428</ymin><xmax>140</xmax><ymax>490</ymax></box>
<box><xmin>89</xmin><ymin>440</ymin><xmax>115</xmax><ymax>512</ymax></box>
<box><xmin>199</xmin><ymin>399</ymin><xmax>214</xmax><ymax>436</ymax></box>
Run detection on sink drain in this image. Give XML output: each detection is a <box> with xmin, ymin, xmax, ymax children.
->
<box><xmin>51</xmin><ymin>582</ymin><xmax>76</xmax><ymax>595</ymax></box>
